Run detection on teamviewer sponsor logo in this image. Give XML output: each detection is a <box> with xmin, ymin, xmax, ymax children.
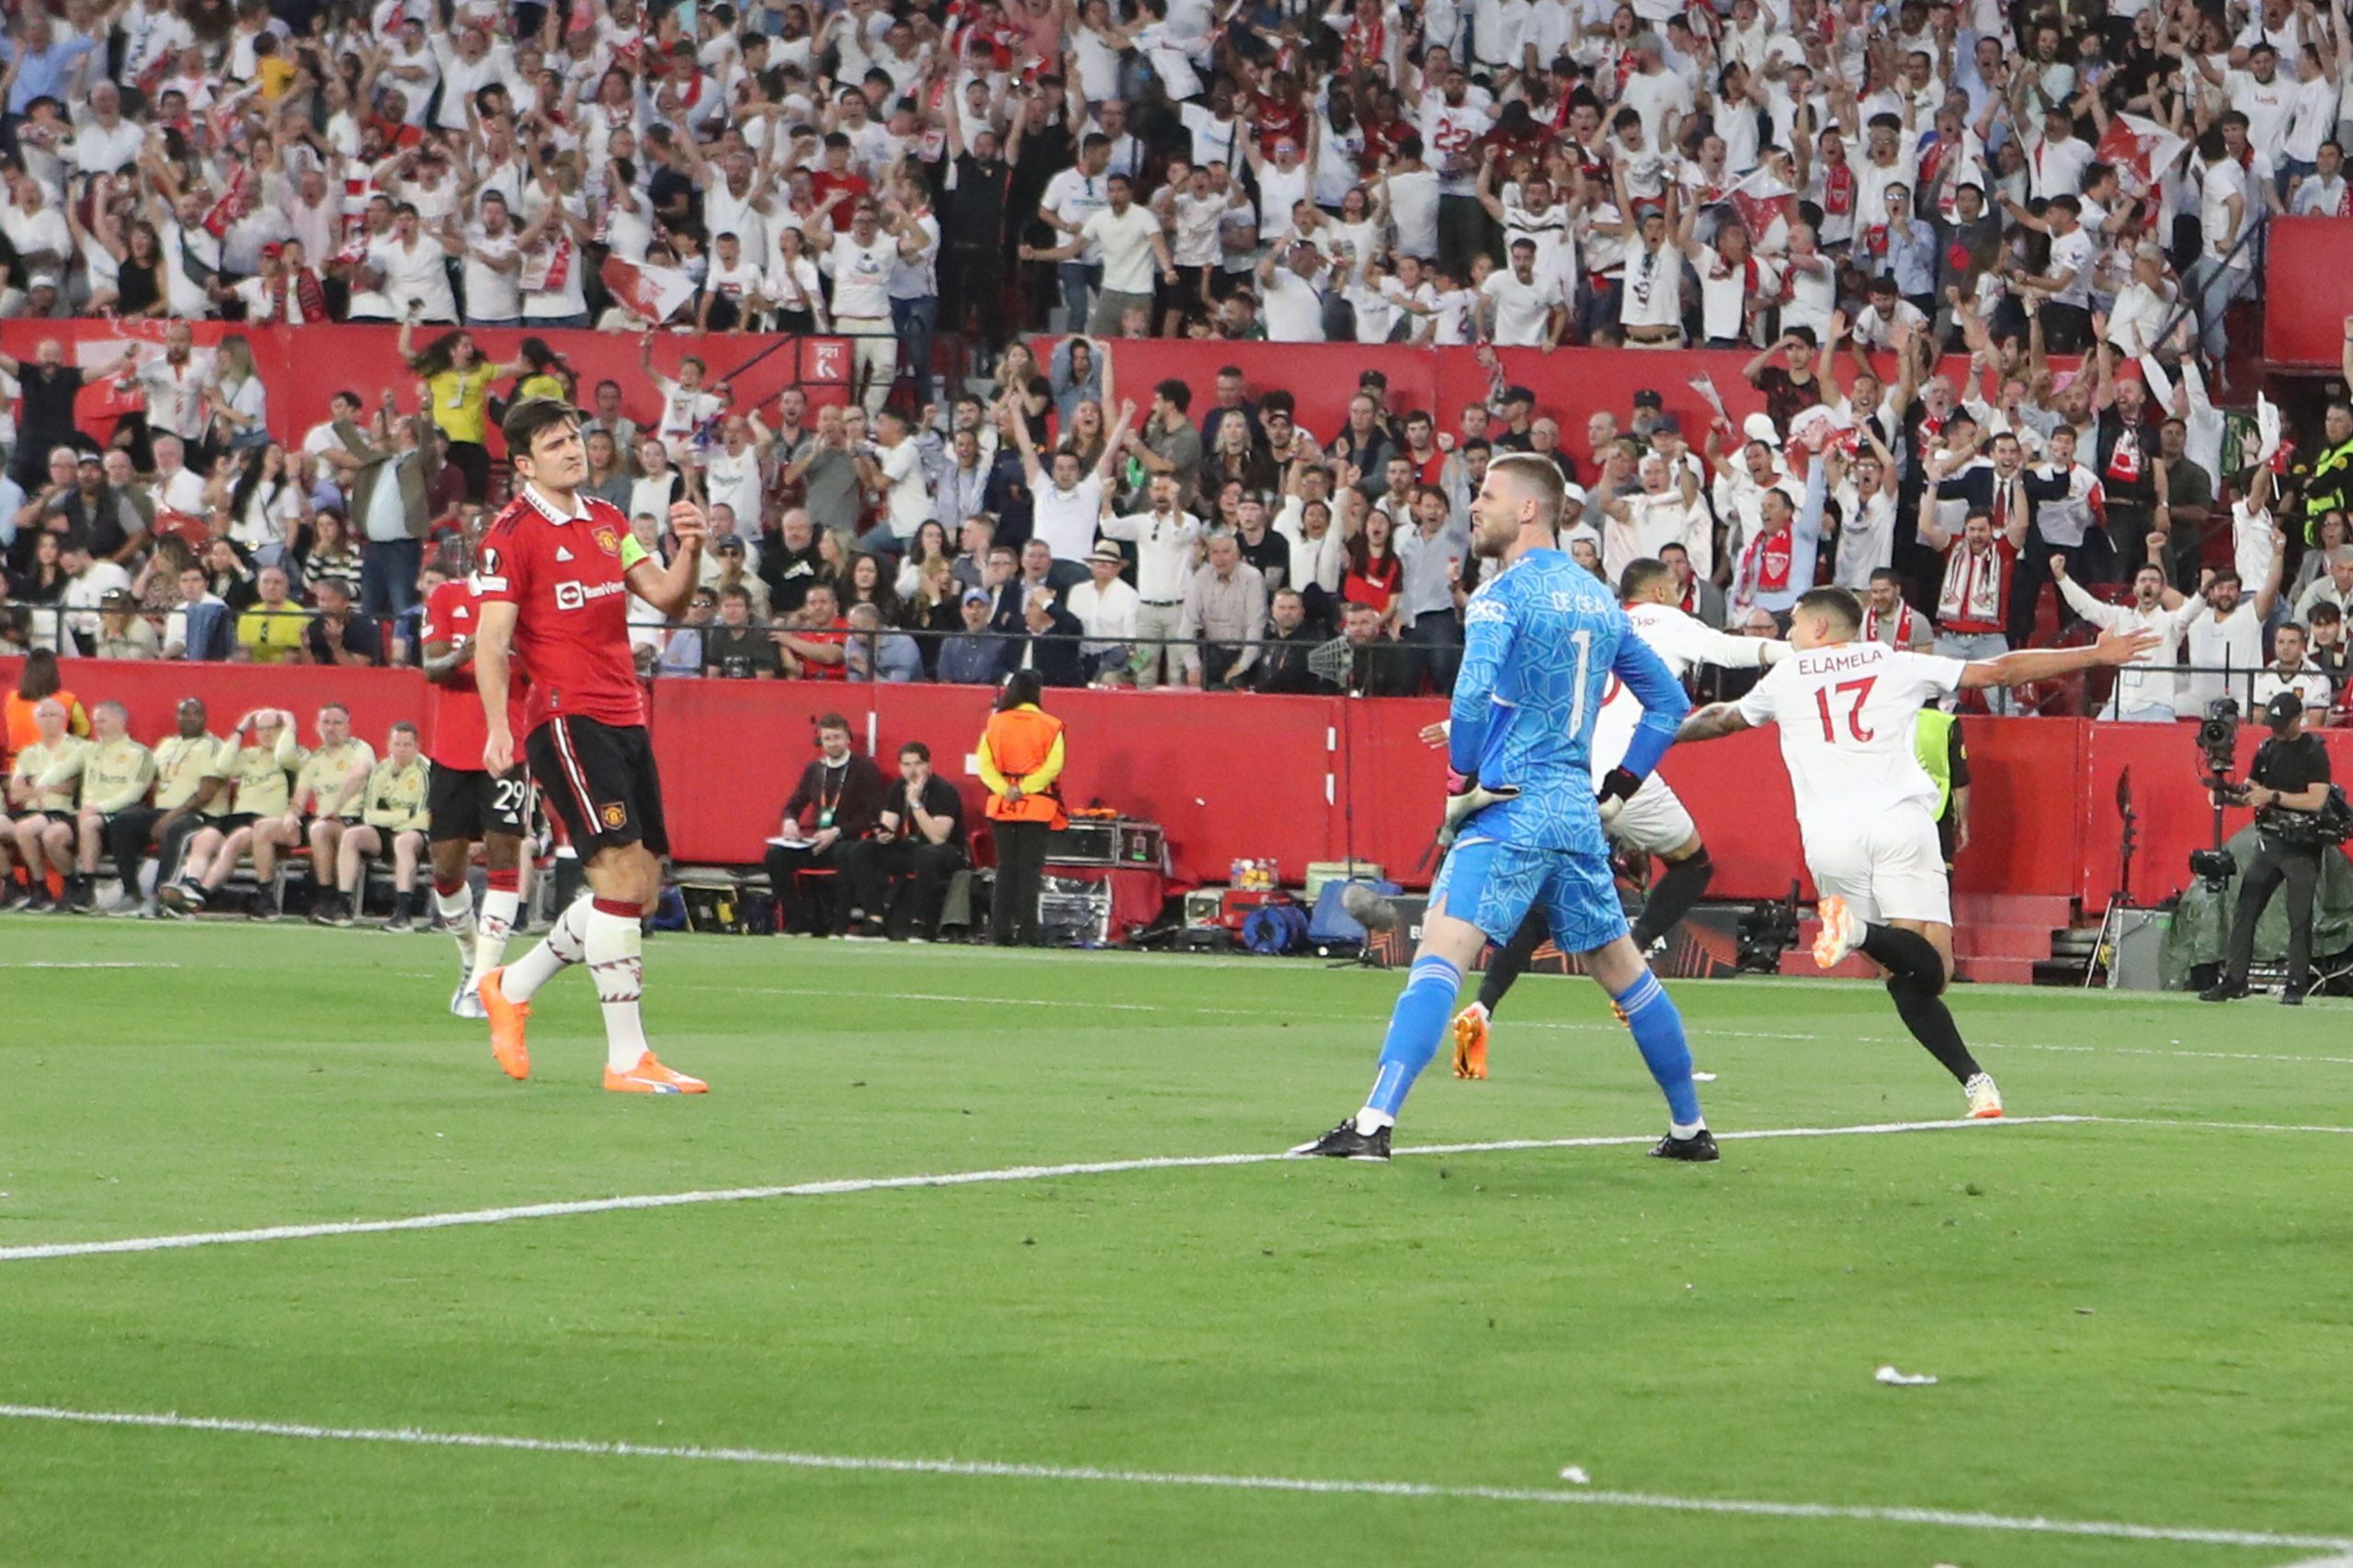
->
<box><xmin>554</xmin><ymin>580</ymin><xmax>626</xmax><ymax>610</ymax></box>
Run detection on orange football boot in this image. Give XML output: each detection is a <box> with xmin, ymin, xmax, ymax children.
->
<box><xmin>1449</xmin><ymin>1003</ymin><xmax>1490</xmax><ymax>1079</ymax></box>
<box><xmin>603</xmin><ymin>1051</ymin><xmax>709</xmax><ymax>1095</ymax></box>
<box><xmin>479</xmin><ymin>967</ymin><xmax>530</xmax><ymax>1081</ymax></box>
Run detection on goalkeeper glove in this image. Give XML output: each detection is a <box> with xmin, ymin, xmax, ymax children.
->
<box><xmin>1438</xmin><ymin>770</ymin><xmax>1518</xmax><ymax>848</ymax></box>
<box><xmin>1595</xmin><ymin>767</ymin><xmax>1643</xmax><ymax>825</ymax></box>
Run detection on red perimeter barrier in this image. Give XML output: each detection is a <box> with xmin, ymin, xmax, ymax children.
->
<box><xmin>2260</xmin><ymin>217</ymin><xmax>2353</xmax><ymax>371</ymax></box>
<box><xmin>1043</xmin><ymin>338</ymin><xmax>2034</xmax><ymax>464</ymax></box>
<box><xmin>13</xmin><ymin>657</ymin><xmax>2344</xmax><ymax>915</ymax></box>
<box><xmin>0</xmin><ymin>320</ymin><xmax>856</xmax><ymax>462</ymax></box>
<box><xmin>6</xmin><ymin>313</ymin><xmax>2045</xmax><ymax>474</ymax></box>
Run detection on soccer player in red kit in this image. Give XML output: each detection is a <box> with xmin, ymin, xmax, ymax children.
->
<box><xmin>421</xmin><ymin>531</ymin><xmax>534</xmax><ymax>1019</ymax></box>
<box><xmin>470</xmin><ymin>396</ymin><xmax>710</xmax><ymax>1093</ymax></box>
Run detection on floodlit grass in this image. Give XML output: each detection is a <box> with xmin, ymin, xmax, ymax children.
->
<box><xmin>1</xmin><ymin>921</ymin><xmax>2346</xmax><ymax>1566</ymax></box>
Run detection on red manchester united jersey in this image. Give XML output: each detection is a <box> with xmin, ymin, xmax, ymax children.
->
<box><xmin>420</xmin><ymin>576</ymin><xmax>531</xmax><ymax>769</ymax></box>
<box><xmin>475</xmin><ymin>486</ymin><xmax>649</xmax><ymax>735</ymax></box>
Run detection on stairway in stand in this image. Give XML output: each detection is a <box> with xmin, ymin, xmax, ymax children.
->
<box><xmin>1778</xmin><ymin>892</ymin><xmax>2075</xmax><ymax>984</ymax></box>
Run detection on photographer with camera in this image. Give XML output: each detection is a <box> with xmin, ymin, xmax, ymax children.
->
<box><xmin>2200</xmin><ymin>693</ymin><xmax>2340</xmax><ymax>1006</ymax></box>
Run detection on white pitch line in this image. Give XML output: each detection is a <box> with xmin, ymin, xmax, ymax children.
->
<box><xmin>0</xmin><ymin>1116</ymin><xmax>2079</xmax><ymax>1265</ymax></box>
<box><xmin>0</xmin><ymin>960</ymin><xmax>183</xmax><ymax>970</ymax></box>
<box><xmin>703</xmin><ymin>983</ymin><xmax>2353</xmax><ymax>1067</ymax></box>
<box><xmin>0</xmin><ymin>1403</ymin><xmax>2343</xmax><ymax>1554</ymax></box>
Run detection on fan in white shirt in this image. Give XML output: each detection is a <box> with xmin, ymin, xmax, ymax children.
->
<box><xmin>2052</xmin><ymin>551</ymin><xmax>2205</xmax><ymax>719</ymax></box>
<box><xmin>1478</xmin><ymin>239</ymin><xmax>1566</xmax><ymax>347</ymax></box>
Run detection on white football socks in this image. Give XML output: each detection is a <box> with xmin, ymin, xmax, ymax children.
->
<box><xmin>585</xmin><ymin>903</ymin><xmax>650</xmax><ymax>1072</ymax></box>
<box><xmin>503</xmin><ymin>896</ymin><xmax>590</xmax><ymax>1004</ymax></box>
<box><xmin>436</xmin><ymin>884</ymin><xmax>477</xmax><ymax>977</ymax></box>
<box><xmin>473</xmin><ymin>887</ymin><xmax>521</xmax><ymax>987</ymax></box>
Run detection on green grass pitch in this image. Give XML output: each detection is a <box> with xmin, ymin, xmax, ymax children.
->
<box><xmin>2</xmin><ymin>920</ymin><xmax>2348</xmax><ymax>1566</ymax></box>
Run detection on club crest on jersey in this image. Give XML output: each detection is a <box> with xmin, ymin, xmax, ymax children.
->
<box><xmin>599</xmin><ymin>801</ymin><xmax>629</xmax><ymax>830</ymax></box>
<box><xmin>594</xmin><ymin>526</ymin><xmax>622</xmax><ymax>558</ymax></box>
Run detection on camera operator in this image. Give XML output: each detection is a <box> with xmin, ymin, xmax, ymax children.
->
<box><xmin>2200</xmin><ymin>693</ymin><xmax>2337</xmax><ymax>1006</ymax></box>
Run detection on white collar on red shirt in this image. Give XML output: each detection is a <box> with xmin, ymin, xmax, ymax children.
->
<box><xmin>519</xmin><ymin>483</ymin><xmax>591</xmax><ymax>525</ymax></box>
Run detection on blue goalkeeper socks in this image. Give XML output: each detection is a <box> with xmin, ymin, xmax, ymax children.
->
<box><xmin>1359</xmin><ymin>954</ymin><xmax>1463</xmax><ymax>1126</ymax></box>
<box><xmin>1613</xmin><ymin>970</ymin><xmax>1704</xmax><ymax>1130</ymax></box>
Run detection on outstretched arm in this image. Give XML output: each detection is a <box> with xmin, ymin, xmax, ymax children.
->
<box><xmin>1960</xmin><ymin>627</ymin><xmax>2160</xmax><ymax>688</ymax></box>
<box><xmin>1676</xmin><ymin>701</ymin><xmax>1755</xmax><ymax>743</ymax></box>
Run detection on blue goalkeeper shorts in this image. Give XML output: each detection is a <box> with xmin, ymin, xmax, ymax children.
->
<box><xmin>1430</xmin><ymin>835</ymin><xmax>1627</xmax><ymax>954</ymax></box>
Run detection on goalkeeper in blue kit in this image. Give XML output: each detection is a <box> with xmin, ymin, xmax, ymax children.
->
<box><xmin>1292</xmin><ymin>453</ymin><xmax>1716</xmax><ymax>1163</ymax></box>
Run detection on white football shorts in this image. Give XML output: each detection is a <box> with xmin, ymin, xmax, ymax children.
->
<box><xmin>1800</xmin><ymin>804</ymin><xmax>1951</xmax><ymax>926</ymax></box>
<box><xmin>1605</xmin><ymin>773</ymin><xmax>1698</xmax><ymax>857</ymax></box>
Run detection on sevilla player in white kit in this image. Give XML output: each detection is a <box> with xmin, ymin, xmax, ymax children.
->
<box><xmin>1446</xmin><ymin>556</ymin><xmax>1792</xmax><ymax>1075</ymax></box>
<box><xmin>1677</xmin><ymin>586</ymin><xmax>2154</xmax><ymax>1118</ymax></box>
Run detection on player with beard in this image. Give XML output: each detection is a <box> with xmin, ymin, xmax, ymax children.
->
<box><xmin>1292</xmin><ymin>456</ymin><xmax>1713</xmax><ymax>1163</ymax></box>
<box><xmin>471</xmin><ymin>397</ymin><xmax>710</xmax><ymax>1094</ymax></box>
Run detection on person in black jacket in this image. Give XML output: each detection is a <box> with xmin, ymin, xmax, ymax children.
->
<box><xmin>2201</xmin><ymin>693</ymin><xmax>2338</xmax><ymax>1006</ymax></box>
<box><xmin>1324</xmin><ymin>600</ymin><xmax>1415</xmax><ymax>696</ymax></box>
<box><xmin>1254</xmin><ymin>589</ymin><xmax>1324</xmax><ymax>692</ymax></box>
<box><xmin>1017</xmin><ymin>585</ymin><xmax>1087</xmax><ymax>687</ymax></box>
<box><xmin>835</xmin><ymin>741</ymin><xmax>969</xmax><ymax>940</ymax></box>
<box><xmin>762</xmin><ymin>712</ymin><xmax>889</xmax><ymax>936</ymax></box>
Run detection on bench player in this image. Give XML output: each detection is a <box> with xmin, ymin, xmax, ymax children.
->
<box><xmin>1292</xmin><ymin>453</ymin><xmax>1715</xmax><ymax>1163</ymax></box>
<box><xmin>1445</xmin><ymin>553</ymin><xmax>1792</xmax><ymax>1076</ymax></box>
<box><xmin>1675</xmin><ymin>586</ymin><xmax>2154</xmax><ymax>1118</ymax></box>
<box><xmin>422</xmin><ymin>531</ymin><xmax>534</xmax><ymax>1017</ymax></box>
<box><xmin>472</xmin><ymin>396</ymin><xmax>710</xmax><ymax>1094</ymax></box>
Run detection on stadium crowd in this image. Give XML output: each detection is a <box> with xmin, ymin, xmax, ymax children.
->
<box><xmin>0</xmin><ymin>0</ymin><xmax>2350</xmax><ymax>711</ymax></box>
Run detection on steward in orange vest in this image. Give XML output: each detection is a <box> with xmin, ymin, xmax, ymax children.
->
<box><xmin>977</xmin><ymin>671</ymin><xmax>1065</xmax><ymax>944</ymax></box>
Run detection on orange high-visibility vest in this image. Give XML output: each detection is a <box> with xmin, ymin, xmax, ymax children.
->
<box><xmin>979</xmin><ymin>705</ymin><xmax>1068</xmax><ymax>827</ymax></box>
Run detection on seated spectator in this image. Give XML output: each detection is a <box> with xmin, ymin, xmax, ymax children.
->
<box><xmin>775</xmin><ymin>583</ymin><xmax>848</xmax><ymax>680</ymax></box>
<box><xmin>93</xmin><ymin>588</ymin><xmax>159</xmax><ymax>659</ymax></box>
<box><xmin>844</xmin><ymin>603</ymin><xmax>923</xmax><ymax>683</ymax></box>
<box><xmin>326</xmin><ymin>723</ymin><xmax>432</xmax><ymax>931</ymax></box>
<box><xmin>705</xmin><ymin>586</ymin><xmax>784</xmax><ymax>680</ymax></box>
<box><xmin>2253</xmin><ymin>624</ymin><xmax>2334</xmax><ymax>721</ymax></box>
<box><xmin>762</xmin><ymin>714</ymin><xmax>887</xmax><ymax>937</ymax></box>
<box><xmin>1015</xmin><ymin>584</ymin><xmax>1087</xmax><ymax>688</ymax></box>
<box><xmin>1324</xmin><ymin>601</ymin><xmax>1415</xmax><ymax>697</ymax></box>
<box><xmin>57</xmin><ymin>539</ymin><xmax>133</xmax><ymax>654</ymax></box>
<box><xmin>938</xmin><ymin>587</ymin><xmax>1014</xmax><ymax>686</ymax></box>
<box><xmin>2295</xmin><ymin>548</ymin><xmax>2353</xmax><ymax>624</ymax></box>
<box><xmin>303</xmin><ymin>579</ymin><xmax>383</xmax><ymax>668</ymax></box>
<box><xmin>235</xmin><ymin>566</ymin><xmax>309</xmax><ymax>665</ymax></box>
<box><xmin>1065</xmin><ymin>540</ymin><xmax>1140</xmax><ymax>687</ymax></box>
<box><xmin>661</xmin><ymin>590</ymin><xmax>718</xmax><ymax>677</ymax></box>
<box><xmin>835</xmin><ymin>742</ymin><xmax>969</xmax><ymax>942</ymax></box>
<box><xmin>162</xmin><ymin>558</ymin><xmax>233</xmax><ymax>654</ymax></box>
<box><xmin>2309</xmin><ymin>603</ymin><xmax>2349</xmax><ymax>692</ymax></box>
<box><xmin>1253</xmin><ymin>589</ymin><xmax>1324</xmax><ymax>693</ymax></box>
